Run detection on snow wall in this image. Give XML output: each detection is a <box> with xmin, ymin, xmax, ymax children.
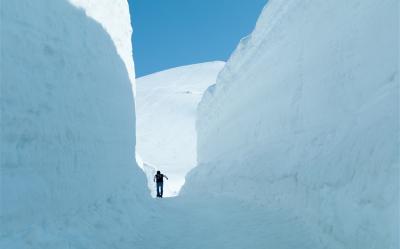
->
<box><xmin>136</xmin><ymin>61</ymin><xmax>224</xmax><ymax>197</ymax></box>
<box><xmin>1</xmin><ymin>0</ymin><xmax>149</xmax><ymax>247</ymax></box>
<box><xmin>183</xmin><ymin>0</ymin><xmax>399</xmax><ymax>248</ymax></box>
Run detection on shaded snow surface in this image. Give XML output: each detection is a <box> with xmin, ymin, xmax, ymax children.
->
<box><xmin>184</xmin><ymin>0</ymin><xmax>399</xmax><ymax>248</ymax></box>
<box><xmin>1</xmin><ymin>0</ymin><xmax>149</xmax><ymax>248</ymax></box>
<box><xmin>138</xmin><ymin>196</ymin><xmax>322</xmax><ymax>249</ymax></box>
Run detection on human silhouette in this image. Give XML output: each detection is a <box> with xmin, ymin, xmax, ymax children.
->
<box><xmin>154</xmin><ymin>170</ymin><xmax>168</xmax><ymax>198</ymax></box>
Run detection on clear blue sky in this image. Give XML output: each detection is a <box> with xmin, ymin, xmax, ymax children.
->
<box><xmin>128</xmin><ymin>0</ymin><xmax>267</xmax><ymax>77</ymax></box>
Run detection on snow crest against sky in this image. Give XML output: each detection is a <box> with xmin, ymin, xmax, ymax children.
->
<box><xmin>128</xmin><ymin>0</ymin><xmax>267</xmax><ymax>77</ymax></box>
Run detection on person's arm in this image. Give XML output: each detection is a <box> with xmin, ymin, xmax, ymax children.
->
<box><xmin>164</xmin><ymin>175</ymin><xmax>168</xmax><ymax>180</ymax></box>
<box><xmin>153</xmin><ymin>175</ymin><xmax>156</xmax><ymax>182</ymax></box>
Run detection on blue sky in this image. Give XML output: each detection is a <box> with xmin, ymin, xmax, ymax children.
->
<box><xmin>128</xmin><ymin>0</ymin><xmax>267</xmax><ymax>77</ymax></box>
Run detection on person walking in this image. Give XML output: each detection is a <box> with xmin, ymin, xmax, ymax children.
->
<box><xmin>154</xmin><ymin>171</ymin><xmax>168</xmax><ymax>198</ymax></box>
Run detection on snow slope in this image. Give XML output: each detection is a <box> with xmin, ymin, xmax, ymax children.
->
<box><xmin>1</xmin><ymin>0</ymin><xmax>149</xmax><ymax>248</ymax></box>
<box><xmin>136</xmin><ymin>62</ymin><xmax>224</xmax><ymax>196</ymax></box>
<box><xmin>184</xmin><ymin>0</ymin><xmax>399</xmax><ymax>248</ymax></box>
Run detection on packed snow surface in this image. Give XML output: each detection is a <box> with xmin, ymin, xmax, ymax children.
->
<box><xmin>136</xmin><ymin>61</ymin><xmax>225</xmax><ymax>196</ymax></box>
<box><xmin>184</xmin><ymin>0</ymin><xmax>399</xmax><ymax>248</ymax></box>
<box><xmin>1</xmin><ymin>0</ymin><xmax>149</xmax><ymax>248</ymax></box>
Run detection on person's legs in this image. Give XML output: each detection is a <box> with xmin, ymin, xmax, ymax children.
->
<box><xmin>156</xmin><ymin>182</ymin><xmax>161</xmax><ymax>197</ymax></box>
<box><xmin>160</xmin><ymin>182</ymin><xmax>164</xmax><ymax>197</ymax></box>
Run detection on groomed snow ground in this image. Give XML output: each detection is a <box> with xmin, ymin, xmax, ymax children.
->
<box><xmin>138</xmin><ymin>196</ymin><xmax>323</xmax><ymax>249</ymax></box>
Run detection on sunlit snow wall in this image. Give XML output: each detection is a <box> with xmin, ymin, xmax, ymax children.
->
<box><xmin>184</xmin><ymin>0</ymin><xmax>399</xmax><ymax>248</ymax></box>
<box><xmin>1</xmin><ymin>0</ymin><xmax>149</xmax><ymax>248</ymax></box>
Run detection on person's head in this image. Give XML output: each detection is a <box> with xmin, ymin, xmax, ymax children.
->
<box><xmin>157</xmin><ymin>170</ymin><xmax>160</xmax><ymax>174</ymax></box>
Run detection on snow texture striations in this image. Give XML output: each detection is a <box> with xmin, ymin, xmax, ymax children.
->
<box><xmin>1</xmin><ymin>0</ymin><xmax>148</xmax><ymax>248</ymax></box>
<box><xmin>184</xmin><ymin>0</ymin><xmax>399</xmax><ymax>248</ymax></box>
<box><xmin>136</xmin><ymin>62</ymin><xmax>224</xmax><ymax>197</ymax></box>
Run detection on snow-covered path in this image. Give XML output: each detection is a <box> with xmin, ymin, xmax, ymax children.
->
<box><xmin>139</xmin><ymin>197</ymin><xmax>322</xmax><ymax>249</ymax></box>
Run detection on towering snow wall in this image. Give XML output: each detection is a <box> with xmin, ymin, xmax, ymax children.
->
<box><xmin>184</xmin><ymin>0</ymin><xmax>399</xmax><ymax>248</ymax></box>
<box><xmin>136</xmin><ymin>62</ymin><xmax>224</xmax><ymax>197</ymax></box>
<box><xmin>1</xmin><ymin>0</ymin><xmax>149</xmax><ymax>248</ymax></box>
<box><xmin>69</xmin><ymin>0</ymin><xmax>136</xmax><ymax>89</ymax></box>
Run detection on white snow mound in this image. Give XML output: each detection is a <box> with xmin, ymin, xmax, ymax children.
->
<box><xmin>136</xmin><ymin>61</ymin><xmax>225</xmax><ymax>197</ymax></box>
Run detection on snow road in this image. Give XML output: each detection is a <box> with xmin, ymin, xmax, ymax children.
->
<box><xmin>139</xmin><ymin>197</ymin><xmax>322</xmax><ymax>249</ymax></box>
